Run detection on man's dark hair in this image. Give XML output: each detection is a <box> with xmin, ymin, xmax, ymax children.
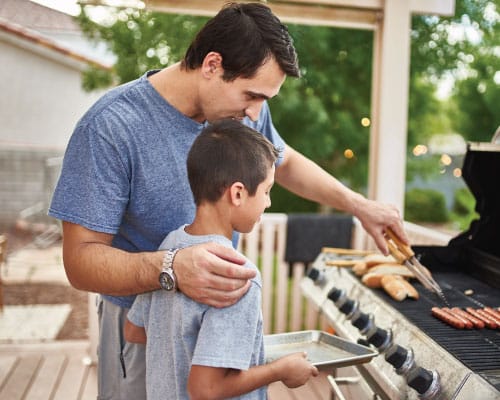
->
<box><xmin>181</xmin><ymin>2</ymin><xmax>300</xmax><ymax>81</ymax></box>
<box><xmin>187</xmin><ymin>119</ymin><xmax>279</xmax><ymax>206</ymax></box>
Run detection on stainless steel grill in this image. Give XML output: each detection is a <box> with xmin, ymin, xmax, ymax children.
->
<box><xmin>300</xmin><ymin>142</ymin><xmax>500</xmax><ymax>400</ymax></box>
<box><xmin>301</xmin><ymin>254</ymin><xmax>500</xmax><ymax>399</ymax></box>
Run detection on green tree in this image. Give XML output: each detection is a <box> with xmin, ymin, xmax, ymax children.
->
<box><xmin>75</xmin><ymin>1</ymin><xmax>498</xmax><ymax>215</ymax></box>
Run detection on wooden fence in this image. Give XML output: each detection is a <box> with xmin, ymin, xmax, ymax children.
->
<box><xmin>237</xmin><ymin>213</ymin><xmax>452</xmax><ymax>334</ymax></box>
<box><xmin>87</xmin><ymin>213</ymin><xmax>453</xmax><ymax>360</ymax></box>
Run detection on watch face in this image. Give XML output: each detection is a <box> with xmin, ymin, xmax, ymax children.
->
<box><xmin>159</xmin><ymin>271</ymin><xmax>175</xmax><ymax>291</ymax></box>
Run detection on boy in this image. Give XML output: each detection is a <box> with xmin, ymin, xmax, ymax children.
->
<box><xmin>125</xmin><ymin>119</ymin><xmax>318</xmax><ymax>399</ymax></box>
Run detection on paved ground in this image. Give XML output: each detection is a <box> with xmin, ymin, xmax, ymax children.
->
<box><xmin>0</xmin><ymin>241</ymin><xmax>88</xmax><ymax>343</ymax></box>
<box><xmin>2</xmin><ymin>244</ymin><xmax>68</xmax><ymax>285</ymax></box>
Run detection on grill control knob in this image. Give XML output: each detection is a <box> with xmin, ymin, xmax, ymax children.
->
<box><xmin>327</xmin><ymin>287</ymin><xmax>344</xmax><ymax>303</ymax></box>
<box><xmin>384</xmin><ymin>344</ymin><xmax>415</xmax><ymax>375</ymax></box>
<box><xmin>366</xmin><ymin>327</ymin><xmax>392</xmax><ymax>352</ymax></box>
<box><xmin>407</xmin><ymin>367</ymin><xmax>440</xmax><ymax>399</ymax></box>
<box><xmin>307</xmin><ymin>268</ymin><xmax>326</xmax><ymax>287</ymax></box>
<box><xmin>338</xmin><ymin>299</ymin><xmax>354</xmax><ymax>314</ymax></box>
<box><xmin>351</xmin><ymin>312</ymin><xmax>374</xmax><ymax>334</ymax></box>
<box><xmin>338</xmin><ymin>299</ymin><xmax>358</xmax><ymax>319</ymax></box>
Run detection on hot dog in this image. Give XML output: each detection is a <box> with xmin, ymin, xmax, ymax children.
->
<box><xmin>431</xmin><ymin>307</ymin><xmax>465</xmax><ymax>329</ymax></box>
<box><xmin>450</xmin><ymin>307</ymin><xmax>485</xmax><ymax>329</ymax></box>
<box><xmin>476</xmin><ymin>309</ymin><xmax>500</xmax><ymax>328</ymax></box>
<box><xmin>483</xmin><ymin>307</ymin><xmax>500</xmax><ymax>323</ymax></box>
<box><xmin>443</xmin><ymin>307</ymin><xmax>473</xmax><ymax>329</ymax></box>
<box><xmin>465</xmin><ymin>307</ymin><xmax>498</xmax><ymax>329</ymax></box>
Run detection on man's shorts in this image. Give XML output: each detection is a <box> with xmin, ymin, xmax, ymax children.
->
<box><xmin>96</xmin><ymin>296</ymin><xmax>146</xmax><ymax>400</ymax></box>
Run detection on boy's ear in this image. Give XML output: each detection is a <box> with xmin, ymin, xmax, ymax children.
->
<box><xmin>229</xmin><ymin>182</ymin><xmax>246</xmax><ymax>206</ymax></box>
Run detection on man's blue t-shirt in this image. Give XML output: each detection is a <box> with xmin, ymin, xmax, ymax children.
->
<box><xmin>48</xmin><ymin>70</ymin><xmax>285</xmax><ymax>308</ymax></box>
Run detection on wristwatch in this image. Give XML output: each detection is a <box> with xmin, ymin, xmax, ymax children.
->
<box><xmin>159</xmin><ymin>249</ymin><xmax>179</xmax><ymax>291</ymax></box>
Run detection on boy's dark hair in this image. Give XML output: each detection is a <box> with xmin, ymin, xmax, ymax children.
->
<box><xmin>181</xmin><ymin>2</ymin><xmax>300</xmax><ymax>81</ymax></box>
<box><xmin>187</xmin><ymin>119</ymin><xmax>279</xmax><ymax>206</ymax></box>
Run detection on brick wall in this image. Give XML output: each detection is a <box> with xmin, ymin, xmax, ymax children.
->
<box><xmin>0</xmin><ymin>147</ymin><xmax>63</xmax><ymax>228</ymax></box>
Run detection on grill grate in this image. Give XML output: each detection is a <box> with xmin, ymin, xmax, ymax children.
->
<box><xmin>371</xmin><ymin>270</ymin><xmax>500</xmax><ymax>390</ymax></box>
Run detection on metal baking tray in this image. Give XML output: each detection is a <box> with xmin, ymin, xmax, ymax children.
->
<box><xmin>264</xmin><ymin>330</ymin><xmax>377</xmax><ymax>370</ymax></box>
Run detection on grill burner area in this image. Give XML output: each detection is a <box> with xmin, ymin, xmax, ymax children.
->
<box><xmin>302</xmin><ymin>255</ymin><xmax>500</xmax><ymax>399</ymax></box>
<box><xmin>301</xmin><ymin>143</ymin><xmax>500</xmax><ymax>399</ymax></box>
<box><xmin>369</xmin><ymin>268</ymin><xmax>500</xmax><ymax>391</ymax></box>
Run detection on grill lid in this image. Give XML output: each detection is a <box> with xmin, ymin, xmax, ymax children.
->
<box><xmin>449</xmin><ymin>142</ymin><xmax>500</xmax><ymax>258</ymax></box>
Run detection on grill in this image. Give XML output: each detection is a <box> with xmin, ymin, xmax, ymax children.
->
<box><xmin>300</xmin><ymin>142</ymin><xmax>500</xmax><ymax>399</ymax></box>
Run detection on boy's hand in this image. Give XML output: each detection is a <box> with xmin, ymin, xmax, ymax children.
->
<box><xmin>275</xmin><ymin>352</ymin><xmax>319</xmax><ymax>388</ymax></box>
<box><xmin>174</xmin><ymin>242</ymin><xmax>256</xmax><ymax>308</ymax></box>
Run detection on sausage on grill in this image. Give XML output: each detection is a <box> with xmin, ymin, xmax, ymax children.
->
<box><xmin>465</xmin><ymin>307</ymin><xmax>498</xmax><ymax>329</ymax></box>
<box><xmin>483</xmin><ymin>307</ymin><xmax>500</xmax><ymax>323</ymax></box>
<box><xmin>431</xmin><ymin>307</ymin><xmax>465</xmax><ymax>329</ymax></box>
<box><xmin>443</xmin><ymin>307</ymin><xmax>473</xmax><ymax>329</ymax></box>
<box><xmin>476</xmin><ymin>309</ymin><xmax>500</xmax><ymax>328</ymax></box>
<box><xmin>450</xmin><ymin>307</ymin><xmax>485</xmax><ymax>329</ymax></box>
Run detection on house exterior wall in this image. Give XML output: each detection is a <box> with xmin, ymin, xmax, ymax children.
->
<box><xmin>0</xmin><ymin>31</ymin><xmax>106</xmax><ymax>228</ymax></box>
<box><xmin>0</xmin><ymin>34</ymin><xmax>104</xmax><ymax>149</ymax></box>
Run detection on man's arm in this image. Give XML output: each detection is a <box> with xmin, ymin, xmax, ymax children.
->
<box><xmin>61</xmin><ymin>221</ymin><xmax>255</xmax><ymax>307</ymax></box>
<box><xmin>275</xmin><ymin>145</ymin><xmax>408</xmax><ymax>254</ymax></box>
<box><xmin>187</xmin><ymin>353</ymin><xmax>318</xmax><ymax>400</ymax></box>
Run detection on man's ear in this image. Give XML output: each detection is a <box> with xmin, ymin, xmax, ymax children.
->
<box><xmin>229</xmin><ymin>182</ymin><xmax>246</xmax><ymax>206</ymax></box>
<box><xmin>201</xmin><ymin>52</ymin><xmax>223</xmax><ymax>78</ymax></box>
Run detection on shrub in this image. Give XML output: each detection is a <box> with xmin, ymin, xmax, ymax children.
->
<box><xmin>453</xmin><ymin>187</ymin><xmax>476</xmax><ymax>215</ymax></box>
<box><xmin>405</xmin><ymin>188</ymin><xmax>448</xmax><ymax>223</ymax></box>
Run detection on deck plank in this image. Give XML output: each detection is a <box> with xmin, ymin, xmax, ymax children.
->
<box><xmin>80</xmin><ymin>364</ymin><xmax>98</xmax><ymax>400</ymax></box>
<box><xmin>52</xmin><ymin>354</ymin><xmax>88</xmax><ymax>400</ymax></box>
<box><xmin>0</xmin><ymin>354</ymin><xmax>17</xmax><ymax>387</ymax></box>
<box><xmin>24</xmin><ymin>354</ymin><xmax>66</xmax><ymax>400</ymax></box>
<box><xmin>0</xmin><ymin>341</ymin><xmax>93</xmax><ymax>400</ymax></box>
<box><xmin>0</xmin><ymin>354</ymin><xmax>42</xmax><ymax>400</ymax></box>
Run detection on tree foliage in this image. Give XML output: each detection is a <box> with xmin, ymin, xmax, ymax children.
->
<box><xmin>75</xmin><ymin>1</ymin><xmax>499</xmax><ymax>214</ymax></box>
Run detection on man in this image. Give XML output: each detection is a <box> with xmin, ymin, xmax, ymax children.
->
<box><xmin>49</xmin><ymin>3</ymin><xmax>407</xmax><ymax>399</ymax></box>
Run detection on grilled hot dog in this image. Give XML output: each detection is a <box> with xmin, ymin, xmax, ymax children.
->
<box><xmin>483</xmin><ymin>307</ymin><xmax>500</xmax><ymax>324</ymax></box>
<box><xmin>443</xmin><ymin>307</ymin><xmax>473</xmax><ymax>329</ymax></box>
<box><xmin>431</xmin><ymin>307</ymin><xmax>465</xmax><ymax>329</ymax></box>
<box><xmin>450</xmin><ymin>307</ymin><xmax>485</xmax><ymax>329</ymax></box>
<box><xmin>465</xmin><ymin>307</ymin><xmax>498</xmax><ymax>329</ymax></box>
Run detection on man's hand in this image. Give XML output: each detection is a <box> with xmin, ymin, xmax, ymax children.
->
<box><xmin>173</xmin><ymin>242</ymin><xmax>255</xmax><ymax>308</ymax></box>
<box><xmin>354</xmin><ymin>197</ymin><xmax>409</xmax><ymax>255</ymax></box>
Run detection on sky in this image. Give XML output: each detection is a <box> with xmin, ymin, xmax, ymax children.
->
<box><xmin>31</xmin><ymin>0</ymin><xmax>81</xmax><ymax>16</ymax></box>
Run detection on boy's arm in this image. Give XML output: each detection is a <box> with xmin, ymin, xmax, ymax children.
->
<box><xmin>124</xmin><ymin>318</ymin><xmax>147</xmax><ymax>344</ymax></box>
<box><xmin>187</xmin><ymin>352</ymin><xmax>318</xmax><ymax>400</ymax></box>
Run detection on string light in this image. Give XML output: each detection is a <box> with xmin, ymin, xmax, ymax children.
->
<box><xmin>440</xmin><ymin>154</ymin><xmax>452</xmax><ymax>166</ymax></box>
<box><xmin>413</xmin><ymin>144</ymin><xmax>428</xmax><ymax>156</ymax></box>
<box><xmin>344</xmin><ymin>149</ymin><xmax>354</xmax><ymax>159</ymax></box>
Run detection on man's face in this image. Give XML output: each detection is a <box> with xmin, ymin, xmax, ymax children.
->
<box><xmin>201</xmin><ymin>57</ymin><xmax>286</xmax><ymax>122</ymax></box>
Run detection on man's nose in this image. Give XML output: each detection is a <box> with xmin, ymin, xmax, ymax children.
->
<box><xmin>245</xmin><ymin>101</ymin><xmax>264</xmax><ymax>121</ymax></box>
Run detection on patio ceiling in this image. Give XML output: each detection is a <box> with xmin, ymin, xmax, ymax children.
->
<box><xmin>86</xmin><ymin>0</ymin><xmax>456</xmax><ymax>216</ymax></box>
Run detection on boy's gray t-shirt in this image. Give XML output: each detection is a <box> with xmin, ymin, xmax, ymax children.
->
<box><xmin>128</xmin><ymin>225</ymin><xmax>265</xmax><ymax>400</ymax></box>
<box><xmin>48</xmin><ymin>70</ymin><xmax>285</xmax><ymax>309</ymax></box>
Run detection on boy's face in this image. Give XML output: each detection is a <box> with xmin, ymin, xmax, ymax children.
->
<box><xmin>235</xmin><ymin>164</ymin><xmax>275</xmax><ymax>233</ymax></box>
<box><xmin>201</xmin><ymin>56</ymin><xmax>286</xmax><ymax>123</ymax></box>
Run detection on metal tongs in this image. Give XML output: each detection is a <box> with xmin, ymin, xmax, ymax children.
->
<box><xmin>384</xmin><ymin>228</ymin><xmax>448</xmax><ymax>304</ymax></box>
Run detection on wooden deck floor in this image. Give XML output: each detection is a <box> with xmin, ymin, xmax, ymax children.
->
<box><xmin>0</xmin><ymin>340</ymin><xmax>371</xmax><ymax>399</ymax></box>
<box><xmin>0</xmin><ymin>341</ymin><xmax>96</xmax><ymax>400</ymax></box>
